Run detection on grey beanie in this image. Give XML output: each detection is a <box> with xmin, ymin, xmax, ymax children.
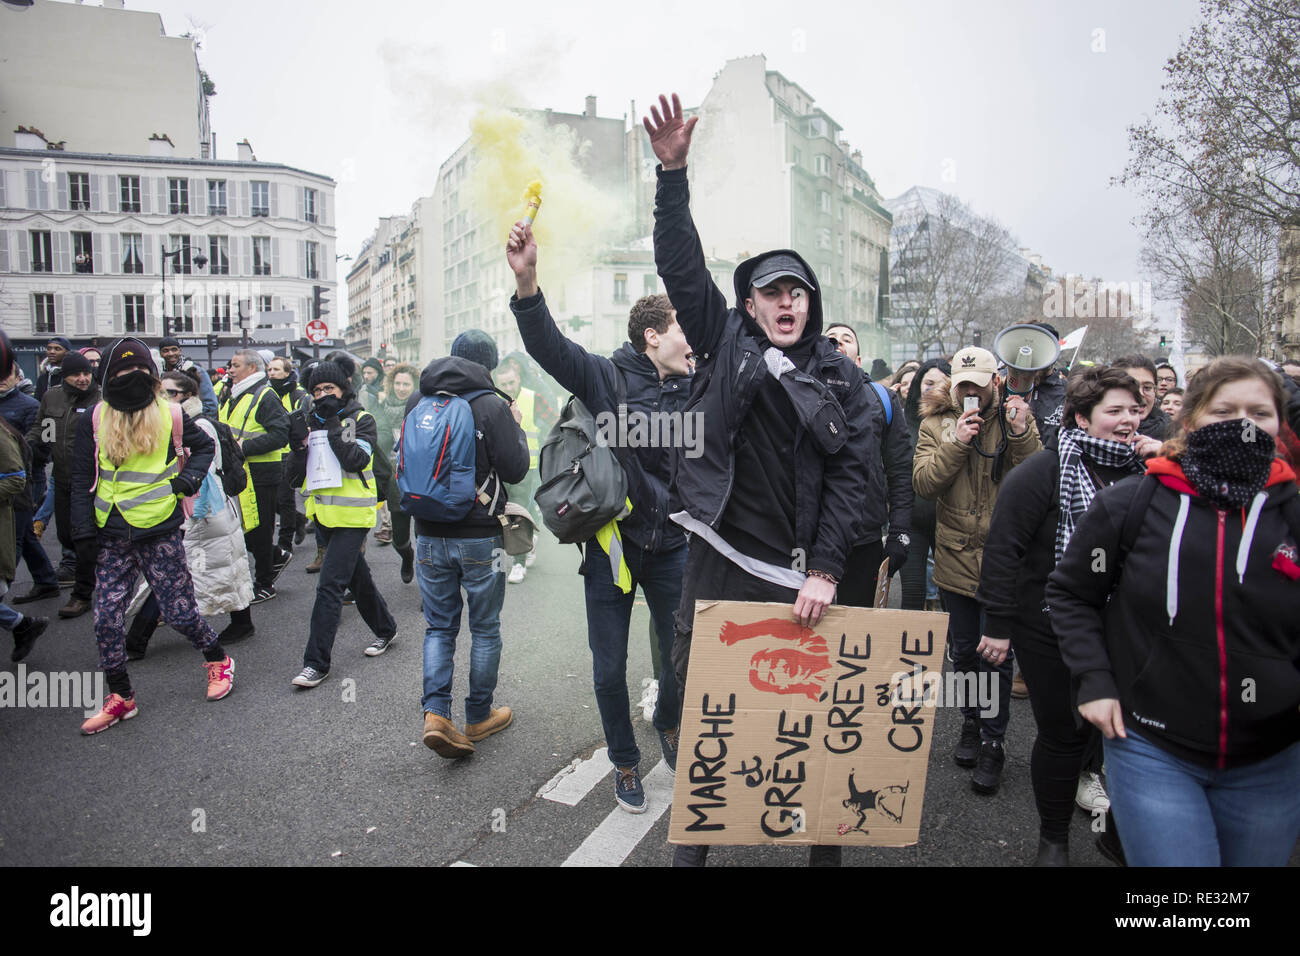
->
<box><xmin>450</xmin><ymin>330</ymin><xmax>498</xmax><ymax>371</ymax></box>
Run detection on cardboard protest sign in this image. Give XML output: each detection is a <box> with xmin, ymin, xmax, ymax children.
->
<box><xmin>669</xmin><ymin>601</ymin><xmax>948</xmax><ymax>847</ymax></box>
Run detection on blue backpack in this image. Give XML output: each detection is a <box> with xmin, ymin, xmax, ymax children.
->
<box><xmin>397</xmin><ymin>389</ymin><xmax>498</xmax><ymax>522</ymax></box>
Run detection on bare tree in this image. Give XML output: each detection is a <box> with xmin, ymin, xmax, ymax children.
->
<box><xmin>1039</xmin><ymin>277</ymin><xmax>1153</xmax><ymax>363</ymax></box>
<box><xmin>889</xmin><ymin>191</ymin><xmax>1027</xmax><ymax>358</ymax></box>
<box><xmin>1120</xmin><ymin>0</ymin><xmax>1300</xmax><ymax>229</ymax></box>
<box><xmin>1140</xmin><ymin>195</ymin><xmax>1277</xmax><ymax>355</ymax></box>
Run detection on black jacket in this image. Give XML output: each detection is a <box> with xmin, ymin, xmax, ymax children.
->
<box><xmin>1029</xmin><ymin>370</ymin><xmax>1068</xmax><ymax>451</ymax></box>
<box><xmin>856</xmin><ymin>372</ymin><xmax>913</xmax><ymax>544</ymax></box>
<box><xmin>652</xmin><ymin>166</ymin><xmax>875</xmax><ymax>579</ymax></box>
<box><xmin>977</xmin><ymin>447</ymin><xmax>1137</xmax><ymax>644</ymax></box>
<box><xmin>1138</xmin><ymin>405</ymin><xmax>1172</xmax><ymax>440</ymax></box>
<box><xmin>287</xmin><ymin>396</ymin><xmax>381</xmax><ymax>527</ymax></box>
<box><xmin>35</xmin><ymin>363</ymin><xmax>62</xmax><ymax>402</ymax></box>
<box><xmin>219</xmin><ymin>375</ymin><xmax>289</xmax><ymax>486</ymax></box>
<box><xmin>511</xmin><ymin>291</ymin><xmax>691</xmax><ymax>553</ymax></box>
<box><xmin>1045</xmin><ymin>460</ymin><xmax>1300</xmax><ymax>769</ymax></box>
<box><xmin>402</xmin><ymin>358</ymin><xmax>530</xmax><ymax>539</ymax></box>
<box><xmin>27</xmin><ymin>382</ymin><xmax>100</xmax><ymax>483</ymax></box>
<box><xmin>70</xmin><ymin>402</ymin><xmax>215</xmax><ymax>542</ymax></box>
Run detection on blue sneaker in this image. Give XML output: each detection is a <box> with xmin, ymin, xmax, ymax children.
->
<box><xmin>657</xmin><ymin>727</ymin><xmax>679</xmax><ymax>776</ymax></box>
<box><xmin>614</xmin><ymin>766</ymin><xmax>647</xmax><ymax>814</ymax></box>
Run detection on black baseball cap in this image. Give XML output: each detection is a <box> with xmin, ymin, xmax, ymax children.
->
<box><xmin>750</xmin><ymin>253</ymin><xmax>816</xmax><ymax>293</ymax></box>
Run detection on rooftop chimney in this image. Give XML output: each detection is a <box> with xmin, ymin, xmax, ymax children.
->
<box><xmin>584</xmin><ymin>95</ymin><xmax>597</xmax><ymax>118</ymax></box>
<box><xmin>237</xmin><ymin>139</ymin><xmax>256</xmax><ymax>162</ymax></box>
<box><xmin>14</xmin><ymin>126</ymin><xmax>48</xmax><ymax>150</ymax></box>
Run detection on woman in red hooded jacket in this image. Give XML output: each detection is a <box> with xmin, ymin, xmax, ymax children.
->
<box><xmin>1046</xmin><ymin>357</ymin><xmax>1300</xmax><ymax>866</ymax></box>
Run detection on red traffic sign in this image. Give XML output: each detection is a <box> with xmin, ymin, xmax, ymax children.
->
<box><xmin>305</xmin><ymin>320</ymin><xmax>329</xmax><ymax>343</ymax></box>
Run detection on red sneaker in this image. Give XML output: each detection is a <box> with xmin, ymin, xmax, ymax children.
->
<box><xmin>80</xmin><ymin>693</ymin><xmax>138</xmax><ymax>735</ymax></box>
<box><xmin>204</xmin><ymin>656</ymin><xmax>235</xmax><ymax>701</ymax></box>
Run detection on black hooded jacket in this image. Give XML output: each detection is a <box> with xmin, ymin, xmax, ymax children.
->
<box><xmin>510</xmin><ymin>293</ymin><xmax>691</xmax><ymax>553</ymax></box>
<box><xmin>652</xmin><ymin>166</ymin><xmax>876</xmax><ymax>579</ymax></box>
<box><xmin>402</xmin><ymin>357</ymin><xmax>530</xmax><ymax>539</ymax></box>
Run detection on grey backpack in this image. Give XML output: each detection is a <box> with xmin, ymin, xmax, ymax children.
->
<box><xmin>533</xmin><ymin>376</ymin><xmax>629</xmax><ymax>544</ymax></box>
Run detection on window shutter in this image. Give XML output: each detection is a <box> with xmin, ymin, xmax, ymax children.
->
<box><xmin>56</xmin><ymin>293</ymin><xmax>68</xmax><ymax>330</ymax></box>
<box><xmin>269</xmin><ymin>183</ymin><xmax>279</xmax><ymax>219</ymax></box>
<box><xmin>57</xmin><ymin>172</ymin><xmax>69</xmax><ymax>210</ymax></box>
<box><xmin>240</xmin><ymin>236</ymin><xmax>251</xmax><ymax>276</ymax></box>
<box><xmin>0</xmin><ymin>170</ymin><xmax>8</xmax><ymax>208</ymax></box>
<box><xmin>296</xmin><ymin>187</ymin><xmax>305</xmax><ymax>221</ymax></box>
<box><xmin>109</xmin><ymin>233</ymin><xmax>120</xmax><ymax>275</ymax></box>
<box><xmin>238</xmin><ymin>180</ymin><xmax>250</xmax><ymax>217</ymax></box>
<box><xmin>142</xmin><ymin>233</ymin><xmax>154</xmax><ymax>275</ymax></box>
<box><xmin>272</xmin><ymin>295</ymin><xmax>281</xmax><ymax>313</ymax></box>
<box><xmin>114</xmin><ymin>293</ymin><xmax>122</xmax><ymax>334</ymax></box>
<box><xmin>139</xmin><ymin>176</ymin><xmax>151</xmax><ymax>215</ymax></box>
<box><xmin>16</xmin><ymin>231</ymin><xmax>29</xmax><ymax>273</ymax></box>
<box><xmin>271</xmin><ymin>237</ymin><xmax>280</xmax><ymax>276</ymax></box>
<box><xmin>0</xmin><ymin>231</ymin><xmax>7</xmax><ymax>273</ymax></box>
<box><xmin>156</xmin><ymin>177</ymin><xmax>167</xmax><ymax>215</ymax></box>
<box><xmin>107</xmin><ymin>175</ymin><xmax>119</xmax><ymax>212</ymax></box>
<box><xmin>88</xmin><ymin>174</ymin><xmax>100</xmax><ymax>212</ymax></box>
<box><xmin>75</xmin><ymin>294</ymin><xmax>94</xmax><ymax>335</ymax></box>
<box><xmin>30</xmin><ymin>293</ymin><xmax>37</xmax><ymax>332</ymax></box>
<box><xmin>191</xmin><ymin>178</ymin><xmax>205</xmax><ymax>215</ymax></box>
<box><xmin>93</xmin><ymin>233</ymin><xmax>105</xmax><ymax>275</ymax></box>
<box><xmin>319</xmin><ymin>192</ymin><xmax>328</xmax><ymax>227</ymax></box>
<box><xmin>54</xmin><ymin>232</ymin><xmax>71</xmax><ymax>273</ymax></box>
<box><xmin>25</xmin><ymin>170</ymin><xmax>38</xmax><ymax>210</ymax></box>
<box><xmin>298</xmin><ymin>239</ymin><xmax>306</xmax><ymax>278</ymax></box>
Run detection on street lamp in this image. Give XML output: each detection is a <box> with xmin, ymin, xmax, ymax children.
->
<box><xmin>160</xmin><ymin>243</ymin><xmax>207</xmax><ymax>338</ymax></box>
<box><xmin>236</xmin><ymin>299</ymin><xmax>251</xmax><ymax>347</ymax></box>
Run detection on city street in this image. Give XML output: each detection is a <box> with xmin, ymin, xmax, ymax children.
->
<box><xmin>0</xmin><ymin>529</ymin><xmax>1176</xmax><ymax>868</ymax></box>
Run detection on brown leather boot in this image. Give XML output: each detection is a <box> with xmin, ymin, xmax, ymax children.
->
<box><xmin>423</xmin><ymin>713</ymin><xmax>474</xmax><ymax>758</ymax></box>
<box><xmin>58</xmin><ymin>596</ymin><xmax>91</xmax><ymax>619</ymax></box>
<box><xmin>465</xmin><ymin>706</ymin><xmax>513</xmax><ymax>742</ymax></box>
<box><xmin>305</xmin><ymin>546</ymin><xmax>325</xmax><ymax>574</ymax></box>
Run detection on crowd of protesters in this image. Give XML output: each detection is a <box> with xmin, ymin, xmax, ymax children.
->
<box><xmin>3</xmin><ymin>93</ymin><xmax>1299</xmax><ymax>870</ymax></box>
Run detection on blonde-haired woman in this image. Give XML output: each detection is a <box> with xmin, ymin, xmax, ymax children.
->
<box><xmin>69</xmin><ymin>338</ymin><xmax>235</xmax><ymax>735</ymax></box>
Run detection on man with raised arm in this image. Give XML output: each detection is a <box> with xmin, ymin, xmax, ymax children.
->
<box><xmin>645</xmin><ymin>92</ymin><xmax>878</xmax><ymax>866</ymax></box>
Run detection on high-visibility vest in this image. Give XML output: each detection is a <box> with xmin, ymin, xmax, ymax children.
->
<box><xmin>93</xmin><ymin>401</ymin><xmax>181</xmax><ymax>529</ymax></box>
<box><xmin>220</xmin><ymin>384</ymin><xmax>283</xmax><ymax>464</ymax></box>
<box><xmin>276</xmin><ymin>385</ymin><xmax>306</xmax><ymax>460</ymax></box>
<box><xmin>303</xmin><ymin>410</ymin><xmax>379</xmax><ymax>529</ymax></box>
<box><xmin>517</xmin><ymin>387</ymin><xmax>539</xmax><ymax>470</ymax></box>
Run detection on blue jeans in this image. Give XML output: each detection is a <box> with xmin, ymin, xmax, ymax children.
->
<box><xmin>416</xmin><ymin>534</ymin><xmax>506</xmax><ymax>724</ymax></box>
<box><xmin>14</xmin><ymin>505</ymin><xmax>57</xmax><ymax>589</ymax></box>
<box><xmin>1104</xmin><ymin>730</ymin><xmax>1300</xmax><ymax>866</ymax></box>
<box><xmin>0</xmin><ymin>582</ymin><xmax>22</xmax><ymax>631</ymax></box>
<box><xmin>34</xmin><ymin>478</ymin><xmax>54</xmax><ymax>524</ymax></box>
<box><xmin>583</xmin><ymin>536</ymin><xmax>684</xmax><ymax>769</ymax></box>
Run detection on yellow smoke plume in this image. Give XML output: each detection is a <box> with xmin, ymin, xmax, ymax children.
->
<box><xmin>469</xmin><ymin>108</ymin><xmax>625</xmax><ymax>289</ymax></box>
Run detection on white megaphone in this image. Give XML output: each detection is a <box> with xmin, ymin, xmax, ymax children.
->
<box><xmin>993</xmin><ymin>323</ymin><xmax>1061</xmax><ymax>396</ymax></box>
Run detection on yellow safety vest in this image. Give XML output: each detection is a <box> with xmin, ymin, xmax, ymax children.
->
<box><xmin>303</xmin><ymin>411</ymin><xmax>379</xmax><ymax>529</ymax></box>
<box><xmin>93</xmin><ymin>401</ymin><xmax>181</xmax><ymax>529</ymax></box>
<box><xmin>518</xmin><ymin>387</ymin><xmax>539</xmax><ymax>470</ymax></box>
<box><xmin>277</xmin><ymin>386</ymin><xmax>305</xmax><ymax>460</ymax></box>
<box><xmin>220</xmin><ymin>385</ymin><xmax>284</xmax><ymax>465</ymax></box>
<box><xmin>594</xmin><ymin>498</ymin><xmax>634</xmax><ymax>594</ymax></box>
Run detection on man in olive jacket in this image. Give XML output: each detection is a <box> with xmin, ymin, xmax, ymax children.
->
<box><xmin>913</xmin><ymin>346</ymin><xmax>1040</xmax><ymax>794</ymax></box>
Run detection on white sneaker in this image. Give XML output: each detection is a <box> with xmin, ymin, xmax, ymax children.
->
<box><xmin>524</xmin><ymin>549</ymin><xmax>537</xmax><ymax>569</ymax></box>
<box><xmin>507</xmin><ymin>563</ymin><xmax>526</xmax><ymax>584</ymax></box>
<box><xmin>1075</xmin><ymin>771</ymin><xmax>1110</xmax><ymax>812</ymax></box>
<box><xmin>638</xmin><ymin>678</ymin><xmax>659</xmax><ymax>722</ymax></box>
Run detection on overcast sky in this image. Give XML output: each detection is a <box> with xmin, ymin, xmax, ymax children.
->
<box><xmin>118</xmin><ymin>0</ymin><xmax>1201</xmax><ymax>321</ymax></box>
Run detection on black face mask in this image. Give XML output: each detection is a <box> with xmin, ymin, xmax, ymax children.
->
<box><xmin>103</xmin><ymin>370</ymin><xmax>157</xmax><ymax>412</ymax></box>
<box><xmin>1181</xmin><ymin>418</ymin><xmax>1276</xmax><ymax>510</ymax></box>
<box><xmin>312</xmin><ymin>395</ymin><xmax>344</xmax><ymax>421</ymax></box>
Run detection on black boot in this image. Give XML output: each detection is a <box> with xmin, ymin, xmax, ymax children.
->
<box><xmin>954</xmin><ymin>716</ymin><xmax>980</xmax><ymax>767</ymax></box>
<box><xmin>124</xmin><ymin>613</ymin><xmax>160</xmax><ymax>661</ymax></box>
<box><xmin>11</xmin><ymin>615</ymin><xmax>48</xmax><ymax>662</ymax></box>
<box><xmin>971</xmin><ymin>739</ymin><xmax>1005</xmax><ymax>795</ymax></box>
<box><xmin>808</xmin><ymin>845</ymin><xmax>842</xmax><ymax>867</ymax></box>
<box><xmin>672</xmin><ymin>844</ymin><xmax>709</xmax><ymax>867</ymax></box>
<box><xmin>1034</xmin><ymin>837</ymin><xmax>1069</xmax><ymax>866</ymax></box>
<box><xmin>399</xmin><ymin>545</ymin><xmax>415</xmax><ymax>584</ymax></box>
<box><xmin>219</xmin><ymin>607</ymin><xmax>256</xmax><ymax>644</ymax></box>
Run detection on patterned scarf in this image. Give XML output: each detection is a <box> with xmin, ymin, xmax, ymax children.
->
<box><xmin>1181</xmin><ymin>418</ymin><xmax>1275</xmax><ymax>510</ymax></box>
<box><xmin>1055</xmin><ymin>428</ymin><xmax>1142</xmax><ymax>563</ymax></box>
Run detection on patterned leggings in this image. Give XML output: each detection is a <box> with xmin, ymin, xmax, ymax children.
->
<box><xmin>94</xmin><ymin>531</ymin><xmax>218</xmax><ymax>673</ymax></box>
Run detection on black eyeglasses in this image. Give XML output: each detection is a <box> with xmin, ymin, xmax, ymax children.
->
<box><xmin>164</xmin><ymin>388</ymin><xmax>187</xmax><ymax>397</ymax></box>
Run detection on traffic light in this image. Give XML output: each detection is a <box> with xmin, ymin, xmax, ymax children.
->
<box><xmin>1159</xmin><ymin>334</ymin><xmax>1167</xmax><ymax>349</ymax></box>
<box><xmin>313</xmin><ymin>285</ymin><xmax>330</xmax><ymax>320</ymax></box>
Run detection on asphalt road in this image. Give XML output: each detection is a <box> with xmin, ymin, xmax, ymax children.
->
<box><xmin>1</xmin><ymin>528</ymin><xmax>1295</xmax><ymax>868</ymax></box>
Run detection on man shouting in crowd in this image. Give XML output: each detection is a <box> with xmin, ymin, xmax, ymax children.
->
<box><xmin>646</xmin><ymin>93</ymin><xmax>876</xmax><ymax>867</ymax></box>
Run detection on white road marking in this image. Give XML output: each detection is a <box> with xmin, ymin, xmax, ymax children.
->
<box><xmin>561</xmin><ymin>760</ymin><xmax>674</xmax><ymax>867</ymax></box>
<box><xmin>449</xmin><ymin>861</ymin><xmax>477</xmax><ymax>867</ymax></box>
<box><xmin>538</xmin><ymin>747</ymin><xmax>613</xmax><ymax>806</ymax></box>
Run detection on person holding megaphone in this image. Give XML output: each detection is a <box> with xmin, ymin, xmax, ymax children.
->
<box><xmin>913</xmin><ymin>345</ymin><xmax>1041</xmax><ymax>795</ymax></box>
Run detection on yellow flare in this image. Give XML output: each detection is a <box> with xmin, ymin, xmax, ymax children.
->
<box><xmin>522</xmin><ymin>180</ymin><xmax>543</xmax><ymax>226</ymax></box>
